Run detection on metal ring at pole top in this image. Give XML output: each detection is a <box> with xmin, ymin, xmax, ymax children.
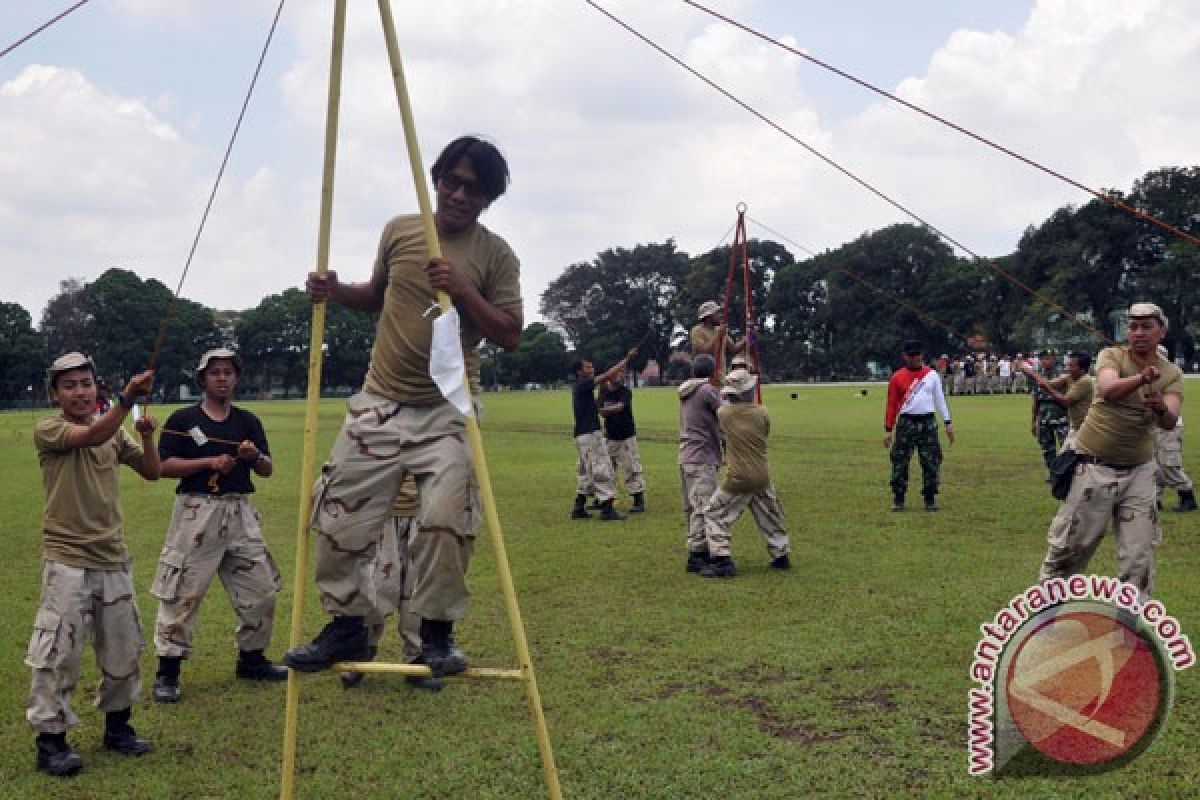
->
<box><xmin>736</xmin><ymin>201</ymin><xmax>747</xmax><ymax>213</ymax></box>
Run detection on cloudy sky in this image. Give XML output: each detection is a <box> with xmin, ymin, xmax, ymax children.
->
<box><xmin>2</xmin><ymin>0</ymin><xmax>1197</xmax><ymax>329</ymax></box>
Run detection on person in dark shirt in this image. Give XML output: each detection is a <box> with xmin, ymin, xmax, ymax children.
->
<box><xmin>571</xmin><ymin>347</ymin><xmax>636</xmax><ymax>520</ymax></box>
<box><xmin>150</xmin><ymin>348</ymin><xmax>287</xmax><ymax>703</ymax></box>
<box><xmin>599</xmin><ymin>368</ymin><xmax>646</xmax><ymax>513</ymax></box>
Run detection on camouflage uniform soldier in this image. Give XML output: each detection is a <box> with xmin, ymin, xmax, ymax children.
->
<box><xmin>1039</xmin><ymin>303</ymin><xmax>1183</xmax><ymax>597</ymax></box>
<box><xmin>699</xmin><ymin>369</ymin><xmax>791</xmax><ymax>578</ymax></box>
<box><xmin>570</xmin><ymin>352</ymin><xmax>636</xmax><ymax>521</ymax></box>
<box><xmin>1022</xmin><ymin>351</ymin><xmax>1094</xmax><ymax>452</ymax></box>
<box><xmin>678</xmin><ymin>355</ymin><xmax>723</xmax><ymax>572</ymax></box>
<box><xmin>341</xmin><ymin>474</ymin><xmax>443</xmax><ymax>691</ymax></box>
<box><xmin>28</xmin><ymin>354</ymin><xmax>159</xmax><ymax>776</ymax></box>
<box><xmin>884</xmin><ymin>341</ymin><xmax>955</xmax><ymax>511</ymax></box>
<box><xmin>151</xmin><ymin>348</ymin><xmax>287</xmax><ymax>703</ymax></box>
<box><xmin>1030</xmin><ymin>350</ymin><xmax>1069</xmax><ymax>472</ymax></box>
<box><xmin>599</xmin><ymin>368</ymin><xmax>646</xmax><ymax>513</ymax></box>
<box><xmin>285</xmin><ymin>136</ymin><xmax>524</xmax><ymax>677</ymax></box>
<box><xmin>1154</xmin><ymin>346</ymin><xmax>1197</xmax><ymax>512</ymax></box>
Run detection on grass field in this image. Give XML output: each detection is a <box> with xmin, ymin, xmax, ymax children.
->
<box><xmin>1</xmin><ymin>383</ymin><xmax>1198</xmax><ymax>799</ymax></box>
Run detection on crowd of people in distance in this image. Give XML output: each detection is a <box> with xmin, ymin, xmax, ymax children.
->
<box><xmin>938</xmin><ymin>352</ymin><xmax>1032</xmax><ymax>395</ymax></box>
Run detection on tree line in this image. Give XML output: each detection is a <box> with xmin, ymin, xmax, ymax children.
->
<box><xmin>1</xmin><ymin>166</ymin><xmax>1195</xmax><ymax>407</ymax></box>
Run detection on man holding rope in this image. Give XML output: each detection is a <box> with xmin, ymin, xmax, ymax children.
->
<box><xmin>285</xmin><ymin>135</ymin><xmax>523</xmax><ymax>678</ymax></box>
<box><xmin>884</xmin><ymin>340</ymin><xmax>954</xmax><ymax>512</ymax></box>
<box><xmin>691</xmin><ymin>301</ymin><xmax>744</xmax><ymax>368</ymax></box>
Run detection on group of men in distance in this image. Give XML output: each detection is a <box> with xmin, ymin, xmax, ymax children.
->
<box><xmin>883</xmin><ymin>301</ymin><xmax>1189</xmax><ymax>605</ymax></box>
<box><xmin>27</xmin><ymin>135</ymin><xmax>521</xmax><ymax>777</ymax></box>
<box><xmin>939</xmin><ymin>352</ymin><xmax>1031</xmax><ymax>395</ymax></box>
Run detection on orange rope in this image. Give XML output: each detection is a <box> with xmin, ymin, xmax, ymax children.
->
<box><xmin>585</xmin><ymin>0</ymin><xmax>1114</xmax><ymax>345</ymax></box>
<box><xmin>681</xmin><ymin>0</ymin><xmax>1200</xmax><ymax>250</ymax></box>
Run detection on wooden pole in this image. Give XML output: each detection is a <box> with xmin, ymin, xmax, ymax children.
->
<box><xmin>279</xmin><ymin>2</ymin><xmax>345</xmax><ymax>798</ymax></box>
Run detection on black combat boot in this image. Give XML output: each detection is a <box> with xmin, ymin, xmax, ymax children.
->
<box><xmin>770</xmin><ymin>554</ymin><xmax>792</xmax><ymax>570</ymax></box>
<box><xmin>283</xmin><ymin>616</ymin><xmax>369</xmax><ymax>672</ymax></box>
<box><xmin>629</xmin><ymin>492</ymin><xmax>646</xmax><ymax>513</ymax></box>
<box><xmin>686</xmin><ymin>547</ymin><xmax>710</xmax><ymax>574</ymax></box>
<box><xmin>419</xmin><ymin>619</ymin><xmax>468</xmax><ymax>678</ymax></box>
<box><xmin>891</xmin><ymin>492</ymin><xmax>905</xmax><ymax>512</ymax></box>
<box><xmin>339</xmin><ymin>645</ymin><xmax>378</xmax><ymax>689</ymax></box>
<box><xmin>1176</xmin><ymin>490</ymin><xmax>1198</xmax><ymax>512</ymax></box>
<box><xmin>599</xmin><ymin>499</ymin><xmax>625</xmax><ymax>521</ymax></box>
<box><xmin>237</xmin><ymin>649</ymin><xmax>289</xmax><ymax>682</ymax></box>
<box><xmin>35</xmin><ymin>732</ymin><xmax>83</xmax><ymax>777</ymax></box>
<box><xmin>571</xmin><ymin>494</ymin><xmax>592</xmax><ymax>520</ymax></box>
<box><xmin>923</xmin><ymin>491</ymin><xmax>939</xmax><ymax>512</ymax></box>
<box><xmin>404</xmin><ymin>654</ymin><xmax>447</xmax><ymax>692</ymax></box>
<box><xmin>153</xmin><ymin>656</ymin><xmax>182</xmax><ymax>703</ymax></box>
<box><xmin>102</xmin><ymin>708</ymin><xmax>153</xmax><ymax>756</ymax></box>
<box><xmin>700</xmin><ymin>555</ymin><xmax>737</xmax><ymax>578</ymax></box>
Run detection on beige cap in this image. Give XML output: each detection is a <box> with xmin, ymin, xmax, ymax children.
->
<box><xmin>46</xmin><ymin>352</ymin><xmax>95</xmax><ymax>386</ymax></box>
<box><xmin>721</xmin><ymin>368</ymin><xmax>758</xmax><ymax>396</ymax></box>
<box><xmin>1129</xmin><ymin>302</ymin><xmax>1167</xmax><ymax>328</ymax></box>
<box><xmin>697</xmin><ymin>301</ymin><xmax>721</xmax><ymax>320</ymax></box>
<box><xmin>196</xmin><ymin>347</ymin><xmax>242</xmax><ymax>376</ymax></box>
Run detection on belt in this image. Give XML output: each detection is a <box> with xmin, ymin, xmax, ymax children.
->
<box><xmin>899</xmin><ymin>413</ymin><xmax>934</xmax><ymax>420</ymax></box>
<box><xmin>1074</xmin><ymin>454</ymin><xmax>1139</xmax><ymax>470</ymax></box>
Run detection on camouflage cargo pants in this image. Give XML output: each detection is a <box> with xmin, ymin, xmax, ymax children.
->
<box><xmin>364</xmin><ymin>516</ymin><xmax>423</xmax><ymax>661</ymax></box>
<box><xmin>679</xmin><ymin>463</ymin><xmax>718</xmax><ymax>553</ymax></box>
<box><xmin>152</xmin><ymin>494</ymin><xmax>282</xmax><ymax>658</ymax></box>
<box><xmin>1155</xmin><ymin>427</ymin><xmax>1194</xmax><ymax>496</ymax></box>
<box><xmin>1040</xmin><ymin>461</ymin><xmax>1159</xmax><ymax>596</ymax></box>
<box><xmin>575</xmin><ymin>430</ymin><xmax>617</xmax><ymax>502</ymax></box>
<box><xmin>26</xmin><ymin>561</ymin><xmax>144</xmax><ymax>734</ymax></box>
<box><xmin>606</xmin><ymin>436</ymin><xmax>646</xmax><ymax>495</ymax></box>
<box><xmin>702</xmin><ymin>486</ymin><xmax>790</xmax><ymax>560</ymax></box>
<box><xmin>889</xmin><ymin>414</ymin><xmax>942</xmax><ymax>497</ymax></box>
<box><xmin>1036</xmin><ymin>414</ymin><xmax>1069</xmax><ymax>470</ymax></box>
<box><xmin>312</xmin><ymin>393</ymin><xmax>479</xmax><ymax>620</ymax></box>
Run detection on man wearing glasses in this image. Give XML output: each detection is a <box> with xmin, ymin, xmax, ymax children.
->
<box><xmin>288</xmin><ymin>136</ymin><xmax>523</xmax><ymax>680</ymax></box>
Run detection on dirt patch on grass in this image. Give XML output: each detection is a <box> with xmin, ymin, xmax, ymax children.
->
<box><xmin>834</xmin><ymin>687</ymin><xmax>900</xmax><ymax>713</ymax></box>
<box><xmin>719</xmin><ymin>695</ymin><xmax>844</xmax><ymax>746</ymax></box>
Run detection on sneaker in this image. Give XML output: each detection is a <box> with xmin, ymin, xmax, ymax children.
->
<box><xmin>769</xmin><ymin>554</ymin><xmax>791</xmax><ymax>570</ymax></box>
<box><xmin>685</xmin><ymin>550</ymin><xmax>709</xmax><ymax>573</ymax></box>
<box><xmin>282</xmin><ymin>617</ymin><xmax>369</xmax><ymax>673</ymax></box>
<box><xmin>700</xmin><ymin>557</ymin><xmax>736</xmax><ymax>578</ymax></box>
<box><xmin>153</xmin><ymin>674</ymin><xmax>181</xmax><ymax>703</ymax></box>
<box><xmin>570</xmin><ymin>507</ymin><xmax>591</xmax><ymax>520</ymax></box>
<box><xmin>236</xmin><ymin>651</ymin><xmax>289</xmax><ymax>682</ymax></box>
<box><xmin>36</xmin><ymin>734</ymin><xmax>83</xmax><ymax>777</ymax></box>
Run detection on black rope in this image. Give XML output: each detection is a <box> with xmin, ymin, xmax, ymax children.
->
<box><xmin>0</xmin><ymin>1</ymin><xmax>90</xmax><ymax>60</ymax></box>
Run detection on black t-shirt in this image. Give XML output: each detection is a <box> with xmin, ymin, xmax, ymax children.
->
<box><xmin>599</xmin><ymin>385</ymin><xmax>636</xmax><ymax>441</ymax></box>
<box><xmin>158</xmin><ymin>403</ymin><xmax>270</xmax><ymax>495</ymax></box>
<box><xmin>572</xmin><ymin>377</ymin><xmax>600</xmax><ymax>437</ymax></box>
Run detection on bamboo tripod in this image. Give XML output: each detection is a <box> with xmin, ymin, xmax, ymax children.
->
<box><xmin>715</xmin><ymin>203</ymin><xmax>763</xmax><ymax>403</ymax></box>
<box><xmin>278</xmin><ymin>3</ymin><xmax>562</xmax><ymax>798</ymax></box>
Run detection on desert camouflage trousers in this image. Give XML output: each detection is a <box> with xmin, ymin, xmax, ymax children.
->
<box><xmin>313</xmin><ymin>394</ymin><xmax>479</xmax><ymax>621</ymax></box>
<box><xmin>26</xmin><ymin>561</ymin><xmax>144</xmax><ymax>734</ymax></box>
<box><xmin>363</xmin><ymin>516</ymin><xmax>424</xmax><ymax>661</ymax></box>
<box><xmin>890</xmin><ymin>414</ymin><xmax>942</xmax><ymax>497</ymax></box>
<box><xmin>152</xmin><ymin>494</ymin><xmax>282</xmax><ymax>658</ymax></box>
<box><xmin>1040</xmin><ymin>460</ymin><xmax>1159</xmax><ymax>596</ymax></box>
<box><xmin>575</xmin><ymin>430</ymin><xmax>617</xmax><ymax>502</ymax></box>
<box><xmin>1156</xmin><ymin>426</ymin><xmax>1193</xmax><ymax>494</ymax></box>
<box><xmin>680</xmin><ymin>463</ymin><xmax>718</xmax><ymax>553</ymax></box>
<box><xmin>606</xmin><ymin>436</ymin><xmax>646</xmax><ymax>495</ymax></box>
<box><xmin>702</xmin><ymin>486</ymin><xmax>790</xmax><ymax>560</ymax></box>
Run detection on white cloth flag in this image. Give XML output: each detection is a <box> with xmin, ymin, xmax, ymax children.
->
<box><xmin>430</xmin><ymin>307</ymin><xmax>473</xmax><ymax>416</ymax></box>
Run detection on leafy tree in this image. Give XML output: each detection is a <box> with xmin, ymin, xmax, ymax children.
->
<box><xmin>235</xmin><ymin>288</ymin><xmax>311</xmax><ymax>397</ymax></box>
<box><xmin>40</xmin><ymin>278</ymin><xmax>94</xmax><ymax>358</ymax></box>
<box><xmin>0</xmin><ymin>302</ymin><xmax>46</xmax><ymax>407</ymax></box>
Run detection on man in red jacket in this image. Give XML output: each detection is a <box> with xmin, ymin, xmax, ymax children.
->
<box><xmin>884</xmin><ymin>340</ymin><xmax>955</xmax><ymax>511</ymax></box>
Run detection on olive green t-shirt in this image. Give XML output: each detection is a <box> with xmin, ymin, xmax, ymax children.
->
<box><xmin>690</xmin><ymin>323</ymin><xmax>735</xmax><ymax>360</ymax></box>
<box><xmin>35</xmin><ymin>415</ymin><xmax>144</xmax><ymax>569</ymax></box>
<box><xmin>718</xmin><ymin>402</ymin><xmax>771</xmax><ymax>494</ymax></box>
<box><xmin>364</xmin><ymin>215</ymin><xmax>522</xmax><ymax>405</ymax></box>
<box><xmin>1065</xmin><ymin>374</ymin><xmax>1094</xmax><ymax>431</ymax></box>
<box><xmin>1075</xmin><ymin>348</ymin><xmax>1183</xmax><ymax>465</ymax></box>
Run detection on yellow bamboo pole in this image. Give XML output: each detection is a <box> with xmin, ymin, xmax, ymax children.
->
<box><xmin>279</xmin><ymin>2</ymin><xmax>346</xmax><ymax>799</ymax></box>
<box><xmin>375</xmin><ymin>3</ymin><xmax>563</xmax><ymax>798</ymax></box>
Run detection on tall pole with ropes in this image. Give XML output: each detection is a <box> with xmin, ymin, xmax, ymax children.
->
<box><xmin>719</xmin><ymin>203</ymin><xmax>763</xmax><ymax>402</ymax></box>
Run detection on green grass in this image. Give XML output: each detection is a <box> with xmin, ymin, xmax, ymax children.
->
<box><xmin>1</xmin><ymin>383</ymin><xmax>1198</xmax><ymax>799</ymax></box>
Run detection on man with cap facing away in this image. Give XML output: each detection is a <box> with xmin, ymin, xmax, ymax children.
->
<box><xmin>690</xmin><ymin>301</ymin><xmax>745</xmax><ymax>369</ymax></box>
<box><xmin>28</xmin><ymin>353</ymin><xmax>159</xmax><ymax>776</ymax></box>
<box><xmin>678</xmin><ymin>354</ymin><xmax>723</xmax><ymax>573</ymax></box>
<box><xmin>884</xmin><ymin>341</ymin><xmax>954</xmax><ymax>512</ymax></box>
<box><xmin>1153</xmin><ymin>344</ymin><xmax>1197</xmax><ymax>513</ymax></box>
<box><xmin>151</xmin><ymin>348</ymin><xmax>286</xmax><ymax>703</ymax></box>
<box><xmin>699</xmin><ymin>368</ymin><xmax>791</xmax><ymax>578</ymax></box>
<box><xmin>1039</xmin><ymin>303</ymin><xmax>1183</xmax><ymax>596</ymax></box>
